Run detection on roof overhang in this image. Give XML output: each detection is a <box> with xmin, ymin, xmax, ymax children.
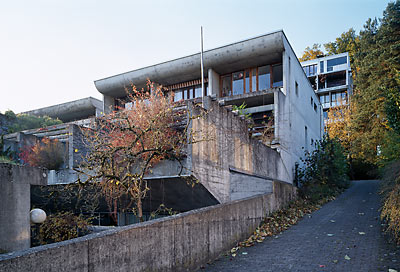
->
<box><xmin>22</xmin><ymin>97</ymin><xmax>102</xmax><ymax>122</ymax></box>
<box><xmin>94</xmin><ymin>30</ymin><xmax>286</xmax><ymax>98</ymax></box>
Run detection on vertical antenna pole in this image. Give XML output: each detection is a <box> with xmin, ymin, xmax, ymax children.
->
<box><xmin>200</xmin><ymin>26</ymin><xmax>205</xmax><ymax>104</ymax></box>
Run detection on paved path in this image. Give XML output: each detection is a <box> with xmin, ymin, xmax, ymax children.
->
<box><xmin>203</xmin><ymin>180</ymin><xmax>400</xmax><ymax>272</ymax></box>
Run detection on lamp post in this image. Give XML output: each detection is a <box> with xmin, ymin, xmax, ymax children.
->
<box><xmin>30</xmin><ymin>208</ymin><xmax>46</xmax><ymax>246</ymax></box>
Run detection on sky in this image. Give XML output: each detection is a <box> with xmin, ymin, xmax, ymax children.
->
<box><xmin>0</xmin><ymin>0</ymin><xmax>392</xmax><ymax>113</ymax></box>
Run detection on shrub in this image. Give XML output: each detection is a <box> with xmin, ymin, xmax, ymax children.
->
<box><xmin>38</xmin><ymin>211</ymin><xmax>91</xmax><ymax>245</ymax></box>
<box><xmin>296</xmin><ymin>135</ymin><xmax>350</xmax><ymax>202</ymax></box>
<box><xmin>19</xmin><ymin>137</ymin><xmax>65</xmax><ymax>170</ymax></box>
<box><xmin>380</xmin><ymin>160</ymin><xmax>400</xmax><ymax>244</ymax></box>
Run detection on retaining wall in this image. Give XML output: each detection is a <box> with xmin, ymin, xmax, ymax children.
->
<box><xmin>0</xmin><ymin>181</ymin><xmax>296</xmax><ymax>272</ymax></box>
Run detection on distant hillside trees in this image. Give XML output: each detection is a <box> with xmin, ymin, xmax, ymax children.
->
<box><xmin>1</xmin><ymin>110</ymin><xmax>62</xmax><ymax>134</ymax></box>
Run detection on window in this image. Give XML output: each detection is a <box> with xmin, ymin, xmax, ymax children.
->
<box><xmin>303</xmin><ymin>64</ymin><xmax>318</xmax><ymax>77</ymax></box>
<box><xmin>221</xmin><ymin>75</ymin><xmax>232</xmax><ymax>97</ymax></box>
<box><xmin>272</xmin><ymin>64</ymin><xmax>283</xmax><ymax>87</ymax></box>
<box><xmin>232</xmin><ymin>71</ymin><xmax>244</xmax><ymax>95</ymax></box>
<box><xmin>304</xmin><ymin>126</ymin><xmax>308</xmax><ymax>151</ymax></box>
<box><xmin>314</xmin><ymin>102</ymin><xmax>317</xmax><ymax>112</ymax></box>
<box><xmin>327</xmin><ymin>56</ymin><xmax>347</xmax><ymax>72</ymax></box>
<box><xmin>194</xmin><ymin>86</ymin><xmax>202</xmax><ymax>98</ymax></box>
<box><xmin>320</xmin><ymin>93</ymin><xmax>329</xmax><ymax>107</ymax></box>
<box><xmin>331</xmin><ymin>92</ymin><xmax>338</xmax><ymax>107</ymax></box>
<box><xmin>340</xmin><ymin>91</ymin><xmax>347</xmax><ymax>103</ymax></box>
<box><xmin>295</xmin><ymin>81</ymin><xmax>298</xmax><ymax>96</ymax></box>
<box><xmin>320</xmin><ymin>61</ymin><xmax>324</xmax><ymax>73</ymax></box>
<box><xmin>258</xmin><ymin>65</ymin><xmax>270</xmax><ymax>90</ymax></box>
<box><xmin>220</xmin><ymin>63</ymin><xmax>283</xmax><ymax>97</ymax></box>
<box><xmin>172</xmin><ymin>83</ymin><xmax>207</xmax><ymax>102</ymax></box>
<box><xmin>245</xmin><ymin>70</ymin><xmax>250</xmax><ymax>93</ymax></box>
<box><xmin>183</xmin><ymin>89</ymin><xmax>189</xmax><ymax>100</ymax></box>
<box><xmin>174</xmin><ymin>90</ymin><xmax>183</xmax><ymax>102</ymax></box>
<box><xmin>311</xmin><ymin>97</ymin><xmax>314</xmax><ymax>106</ymax></box>
<box><xmin>323</xmin><ymin>111</ymin><xmax>328</xmax><ymax>120</ymax></box>
<box><xmin>252</xmin><ymin>68</ymin><xmax>257</xmax><ymax>92</ymax></box>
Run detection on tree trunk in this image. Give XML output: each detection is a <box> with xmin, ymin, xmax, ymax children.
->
<box><xmin>137</xmin><ymin>198</ymin><xmax>144</xmax><ymax>222</ymax></box>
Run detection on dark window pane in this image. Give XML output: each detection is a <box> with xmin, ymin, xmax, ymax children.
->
<box><xmin>258</xmin><ymin>65</ymin><xmax>270</xmax><ymax>90</ymax></box>
<box><xmin>327</xmin><ymin>56</ymin><xmax>347</xmax><ymax>71</ymax></box>
<box><xmin>232</xmin><ymin>71</ymin><xmax>244</xmax><ymax>95</ymax></box>
<box><xmin>272</xmin><ymin>64</ymin><xmax>283</xmax><ymax>87</ymax></box>
<box><xmin>221</xmin><ymin>75</ymin><xmax>232</xmax><ymax>97</ymax></box>
<box><xmin>320</xmin><ymin>61</ymin><xmax>324</xmax><ymax>73</ymax></box>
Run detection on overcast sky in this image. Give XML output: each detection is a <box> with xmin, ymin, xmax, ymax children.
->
<box><xmin>0</xmin><ymin>0</ymin><xmax>391</xmax><ymax>113</ymax></box>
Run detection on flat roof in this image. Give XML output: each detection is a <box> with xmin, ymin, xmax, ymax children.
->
<box><xmin>95</xmin><ymin>30</ymin><xmax>287</xmax><ymax>98</ymax></box>
<box><xmin>22</xmin><ymin>97</ymin><xmax>102</xmax><ymax>122</ymax></box>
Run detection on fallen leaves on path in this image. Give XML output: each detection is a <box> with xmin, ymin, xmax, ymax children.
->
<box><xmin>229</xmin><ymin>196</ymin><xmax>336</xmax><ymax>256</ymax></box>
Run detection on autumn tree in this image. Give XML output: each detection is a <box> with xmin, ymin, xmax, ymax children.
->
<box><xmin>299</xmin><ymin>43</ymin><xmax>324</xmax><ymax>62</ymax></box>
<box><xmin>326</xmin><ymin>99</ymin><xmax>354</xmax><ymax>156</ymax></box>
<box><xmin>20</xmin><ymin>137</ymin><xmax>65</xmax><ymax>170</ymax></box>
<box><xmin>77</xmin><ymin>82</ymin><xmax>204</xmax><ymax>222</ymax></box>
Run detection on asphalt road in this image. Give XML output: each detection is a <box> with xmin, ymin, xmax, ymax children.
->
<box><xmin>202</xmin><ymin>180</ymin><xmax>400</xmax><ymax>272</ymax></box>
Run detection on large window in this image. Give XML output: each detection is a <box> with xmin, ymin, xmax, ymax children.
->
<box><xmin>272</xmin><ymin>64</ymin><xmax>283</xmax><ymax>87</ymax></box>
<box><xmin>327</xmin><ymin>56</ymin><xmax>347</xmax><ymax>72</ymax></box>
<box><xmin>220</xmin><ymin>63</ymin><xmax>283</xmax><ymax>97</ymax></box>
<box><xmin>258</xmin><ymin>65</ymin><xmax>270</xmax><ymax>90</ymax></box>
<box><xmin>232</xmin><ymin>71</ymin><xmax>244</xmax><ymax>95</ymax></box>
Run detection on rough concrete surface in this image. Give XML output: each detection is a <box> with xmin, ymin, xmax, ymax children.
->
<box><xmin>0</xmin><ymin>181</ymin><xmax>296</xmax><ymax>272</ymax></box>
<box><xmin>203</xmin><ymin>180</ymin><xmax>400</xmax><ymax>272</ymax></box>
<box><xmin>0</xmin><ymin>164</ymin><xmax>47</xmax><ymax>252</ymax></box>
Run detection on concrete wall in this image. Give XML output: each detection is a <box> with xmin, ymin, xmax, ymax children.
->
<box><xmin>278</xmin><ymin>37</ymin><xmax>324</xmax><ymax>172</ymax></box>
<box><xmin>190</xmin><ymin>99</ymin><xmax>290</xmax><ymax>203</ymax></box>
<box><xmin>0</xmin><ymin>181</ymin><xmax>296</xmax><ymax>272</ymax></box>
<box><xmin>0</xmin><ymin>164</ymin><xmax>47</xmax><ymax>252</ymax></box>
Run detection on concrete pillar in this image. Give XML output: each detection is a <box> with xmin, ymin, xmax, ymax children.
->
<box><xmin>208</xmin><ymin>68</ymin><xmax>220</xmax><ymax>97</ymax></box>
<box><xmin>103</xmin><ymin>95</ymin><xmax>115</xmax><ymax>114</ymax></box>
<box><xmin>0</xmin><ymin>164</ymin><xmax>47</xmax><ymax>252</ymax></box>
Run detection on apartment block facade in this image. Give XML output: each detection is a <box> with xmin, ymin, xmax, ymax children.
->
<box><xmin>94</xmin><ymin>30</ymin><xmax>324</xmax><ymax>206</ymax></box>
<box><xmin>301</xmin><ymin>52</ymin><xmax>353</xmax><ymax>120</ymax></box>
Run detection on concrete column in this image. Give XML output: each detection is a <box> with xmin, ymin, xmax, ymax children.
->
<box><xmin>103</xmin><ymin>95</ymin><xmax>115</xmax><ymax>114</ymax></box>
<box><xmin>282</xmin><ymin>51</ymin><xmax>289</xmax><ymax>96</ymax></box>
<box><xmin>0</xmin><ymin>164</ymin><xmax>47</xmax><ymax>252</ymax></box>
<box><xmin>208</xmin><ymin>68</ymin><xmax>220</xmax><ymax>97</ymax></box>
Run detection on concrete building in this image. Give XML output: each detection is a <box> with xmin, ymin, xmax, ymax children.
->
<box><xmin>301</xmin><ymin>52</ymin><xmax>353</xmax><ymax>120</ymax></box>
<box><xmin>22</xmin><ymin>97</ymin><xmax>103</xmax><ymax>123</ymax></box>
<box><xmin>94</xmin><ymin>30</ymin><xmax>323</xmax><ymax>205</ymax></box>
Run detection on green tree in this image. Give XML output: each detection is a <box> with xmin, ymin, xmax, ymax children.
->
<box><xmin>299</xmin><ymin>43</ymin><xmax>324</xmax><ymax>62</ymax></box>
<box><xmin>2</xmin><ymin>110</ymin><xmax>63</xmax><ymax>134</ymax></box>
<box><xmin>350</xmin><ymin>1</ymin><xmax>400</xmax><ymax>166</ymax></box>
<box><xmin>296</xmin><ymin>136</ymin><xmax>349</xmax><ymax>202</ymax></box>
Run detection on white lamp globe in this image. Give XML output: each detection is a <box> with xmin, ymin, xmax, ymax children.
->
<box><xmin>30</xmin><ymin>208</ymin><xmax>46</xmax><ymax>224</ymax></box>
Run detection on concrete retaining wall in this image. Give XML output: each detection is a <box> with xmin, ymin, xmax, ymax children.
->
<box><xmin>0</xmin><ymin>181</ymin><xmax>296</xmax><ymax>272</ymax></box>
<box><xmin>0</xmin><ymin>164</ymin><xmax>47</xmax><ymax>252</ymax></box>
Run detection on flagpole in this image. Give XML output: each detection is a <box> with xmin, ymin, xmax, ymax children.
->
<box><xmin>200</xmin><ymin>26</ymin><xmax>205</xmax><ymax>105</ymax></box>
